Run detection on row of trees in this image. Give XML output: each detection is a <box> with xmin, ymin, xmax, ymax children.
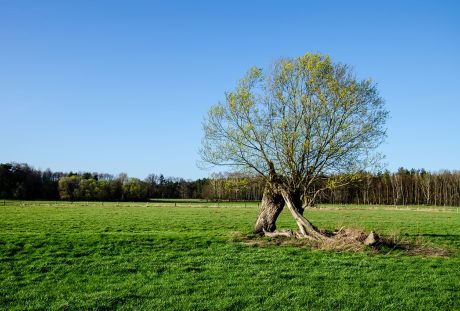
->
<box><xmin>0</xmin><ymin>163</ymin><xmax>60</xmax><ymax>200</ymax></box>
<box><xmin>0</xmin><ymin>163</ymin><xmax>205</xmax><ymax>201</ymax></box>
<box><xmin>320</xmin><ymin>169</ymin><xmax>460</xmax><ymax>207</ymax></box>
<box><xmin>1</xmin><ymin>162</ymin><xmax>459</xmax><ymax>206</ymax></box>
<box><xmin>204</xmin><ymin>170</ymin><xmax>460</xmax><ymax>207</ymax></box>
<box><xmin>57</xmin><ymin>175</ymin><xmax>147</xmax><ymax>201</ymax></box>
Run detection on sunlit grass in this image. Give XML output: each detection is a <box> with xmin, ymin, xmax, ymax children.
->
<box><xmin>1</xmin><ymin>201</ymin><xmax>459</xmax><ymax>310</ymax></box>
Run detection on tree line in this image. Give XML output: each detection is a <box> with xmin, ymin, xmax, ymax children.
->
<box><xmin>0</xmin><ymin>163</ymin><xmax>459</xmax><ymax>206</ymax></box>
<box><xmin>202</xmin><ymin>170</ymin><xmax>460</xmax><ymax>207</ymax></box>
<box><xmin>0</xmin><ymin>163</ymin><xmax>206</xmax><ymax>201</ymax></box>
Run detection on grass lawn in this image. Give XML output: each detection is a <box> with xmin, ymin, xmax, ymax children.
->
<box><xmin>0</xmin><ymin>201</ymin><xmax>459</xmax><ymax>310</ymax></box>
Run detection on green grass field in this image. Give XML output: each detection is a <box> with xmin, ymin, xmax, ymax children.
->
<box><xmin>1</xmin><ymin>201</ymin><xmax>459</xmax><ymax>310</ymax></box>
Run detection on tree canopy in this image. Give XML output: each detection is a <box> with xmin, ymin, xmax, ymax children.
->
<box><xmin>202</xmin><ymin>53</ymin><xmax>387</xmax><ymax>194</ymax></box>
<box><xmin>201</xmin><ymin>52</ymin><xmax>389</xmax><ymax>238</ymax></box>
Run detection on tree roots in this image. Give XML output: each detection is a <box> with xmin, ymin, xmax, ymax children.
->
<box><xmin>250</xmin><ymin>228</ymin><xmax>451</xmax><ymax>256</ymax></box>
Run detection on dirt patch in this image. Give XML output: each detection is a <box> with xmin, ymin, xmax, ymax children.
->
<box><xmin>232</xmin><ymin>229</ymin><xmax>453</xmax><ymax>257</ymax></box>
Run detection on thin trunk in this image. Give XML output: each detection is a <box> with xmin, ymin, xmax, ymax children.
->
<box><xmin>253</xmin><ymin>186</ymin><xmax>285</xmax><ymax>234</ymax></box>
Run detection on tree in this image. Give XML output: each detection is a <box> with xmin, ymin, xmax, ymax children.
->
<box><xmin>58</xmin><ymin>175</ymin><xmax>81</xmax><ymax>200</ymax></box>
<box><xmin>201</xmin><ymin>53</ymin><xmax>388</xmax><ymax>239</ymax></box>
<box><xmin>123</xmin><ymin>178</ymin><xmax>148</xmax><ymax>201</ymax></box>
<box><xmin>145</xmin><ymin>174</ymin><xmax>159</xmax><ymax>198</ymax></box>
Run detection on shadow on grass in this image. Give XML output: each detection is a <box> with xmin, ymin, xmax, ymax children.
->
<box><xmin>404</xmin><ymin>233</ymin><xmax>459</xmax><ymax>238</ymax></box>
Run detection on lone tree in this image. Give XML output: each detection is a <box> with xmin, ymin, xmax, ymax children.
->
<box><xmin>201</xmin><ymin>53</ymin><xmax>388</xmax><ymax>240</ymax></box>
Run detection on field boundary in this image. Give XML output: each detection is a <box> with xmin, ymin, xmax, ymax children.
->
<box><xmin>1</xmin><ymin>200</ymin><xmax>459</xmax><ymax>212</ymax></box>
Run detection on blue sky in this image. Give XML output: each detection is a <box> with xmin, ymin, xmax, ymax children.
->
<box><xmin>1</xmin><ymin>1</ymin><xmax>459</xmax><ymax>179</ymax></box>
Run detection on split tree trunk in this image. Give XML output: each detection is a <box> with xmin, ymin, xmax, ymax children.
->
<box><xmin>253</xmin><ymin>186</ymin><xmax>285</xmax><ymax>234</ymax></box>
<box><xmin>253</xmin><ymin>179</ymin><xmax>371</xmax><ymax>244</ymax></box>
<box><xmin>280</xmin><ymin>189</ymin><xmax>330</xmax><ymax>241</ymax></box>
<box><xmin>253</xmin><ymin>180</ymin><xmax>329</xmax><ymax>240</ymax></box>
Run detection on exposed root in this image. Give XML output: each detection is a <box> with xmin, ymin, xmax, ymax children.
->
<box><xmin>262</xmin><ymin>229</ymin><xmax>294</xmax><ymax>238</ymax></box>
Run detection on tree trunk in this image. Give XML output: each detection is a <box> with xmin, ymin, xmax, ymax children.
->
<box><xmin>253</xmin><ymin>186</ymin><xmax>285</xmax><ymax>234</ymax></box>
<box><xmin>280</xmin><ymin>189</ymin><xmax>330</xmax><ymax>241</ymax></box>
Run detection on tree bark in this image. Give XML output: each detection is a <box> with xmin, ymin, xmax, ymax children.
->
<box><xmin>280</xmin><ymin>189</ymin><xmax>330</xmax><ymax>241</ymax></box>
<box><xmin>254</xmin><ymin>178</ymin><xmax>329</xmax><ymax>240</ymax></box>
<box><xmin>253</xmin><ymin>185</ymin><xmax>285</xmax><ymax>234</ymax></box>
<box><xmin>263</xmin><ymin>229</ymin><xmax>294</xmax><ymax>238</ymax></box>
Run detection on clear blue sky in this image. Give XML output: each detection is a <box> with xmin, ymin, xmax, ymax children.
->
<box><xmin>1</xmin><ymin>1</ymin><xmax>459</xmax><ymax>179</ymax></box>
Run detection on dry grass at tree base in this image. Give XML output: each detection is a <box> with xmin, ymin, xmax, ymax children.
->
<box><xmin>236</xmin><ymin>228</ymin><xmax>452</xmax><ymax>256</ymax></box>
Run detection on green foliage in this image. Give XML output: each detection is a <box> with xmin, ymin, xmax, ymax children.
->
<box><xmin>0</xmin><ymin>163</ymin><xmax>53</xmax><ymax>200</ymax></box>
<box><xmin>0</xmin><ymin>202</ymin><xmax>458</xmax><ymax>310</ymax></box>
<box><xmin>201</xmin><ymin>52</ymin><xmax>388</xmax><ymax>200</ymax></box>
<box><xmin>58</xmin><ymin>175</ymin><xmax>81</xmax><ymax>200</ymax></box>
<box><xmin>122</xmin><ymin>178</ymin><xmax>148</xmax><ymax>201</ymax></box>
<box><xmin>57</xmin><ymin>176</ymin><xmax>149</xmax><ymax>201</ymax></box>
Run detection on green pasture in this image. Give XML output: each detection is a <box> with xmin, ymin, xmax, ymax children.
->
<box><xmin>0</xmin><ymin>201</ymin><xmax>459</xmax><ymax>310</ymax></box>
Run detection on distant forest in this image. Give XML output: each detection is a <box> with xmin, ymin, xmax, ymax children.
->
<box><xmin>0</xmin><ymin>162</ymin><xmax>459</xmax><ymax>206</ymax></box>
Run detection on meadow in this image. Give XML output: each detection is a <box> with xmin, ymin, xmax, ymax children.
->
<box><xmin>0</xmin><ymin>201</ymin><xmax>459</xmax><ymax>310</ymax></box>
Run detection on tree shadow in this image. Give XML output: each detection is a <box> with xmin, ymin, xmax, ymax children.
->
<box><xmin>369</xmin><ymin>234</ymin><xmax>453</xmax><ymax>257</ymax></box>
<box><xmin>404</xmin><ymin>233</ymin><xmax>459</xmax><ymax>238</ymax></box>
